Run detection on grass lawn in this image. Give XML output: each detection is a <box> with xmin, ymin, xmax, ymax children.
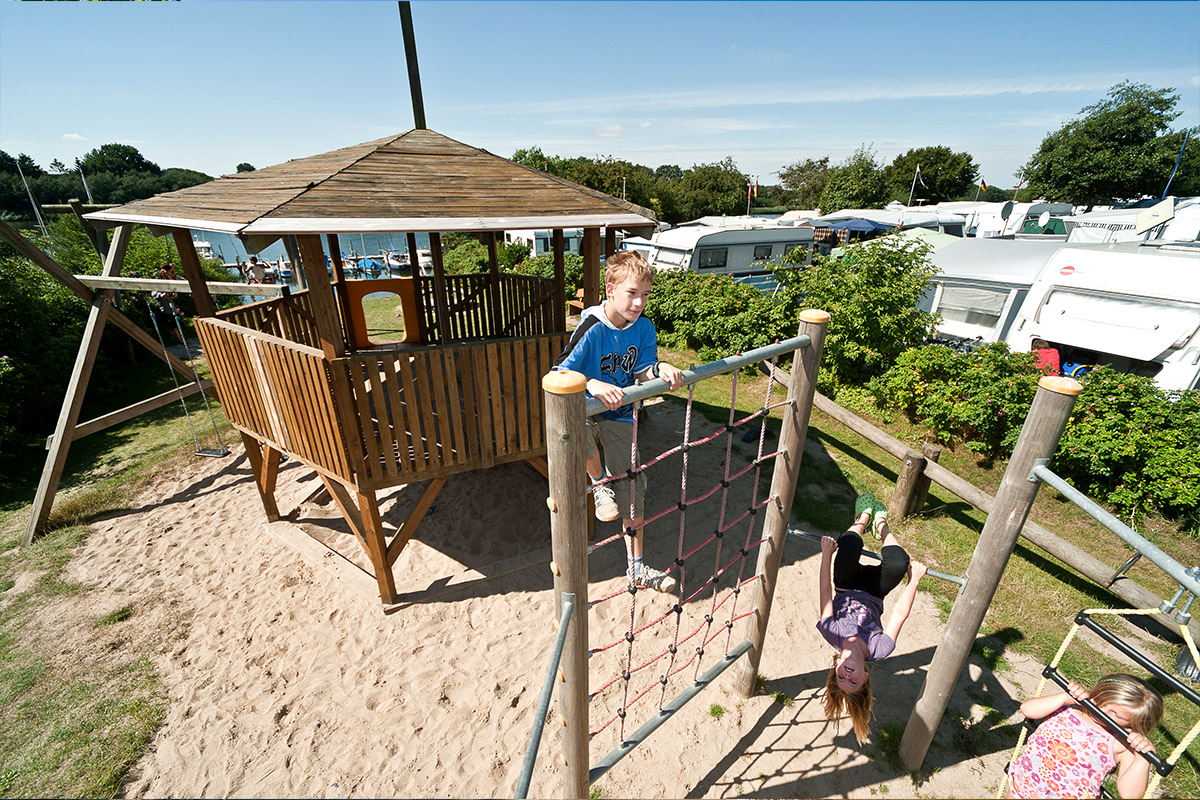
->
<box><xmin>0</xmin><ymin>338</ymin><xmax>1196</xmax><ymax>796</ymax></box>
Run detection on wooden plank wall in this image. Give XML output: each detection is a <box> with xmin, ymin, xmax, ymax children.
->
<box><xmin>216</xmin><ymin>290</ymin><xmax>323</xmax><ymax>348</ymax></box>
<box><xmin>335</xmin><ymin>332</ymin><xmax>568</xmax><ymax>488</ymax></box>
<box><xmin>195</xmin><ymin>317</ymin><xmax>355</xmax><ymax>483</ymax></box>
<box><xmin>416</xmin><ymin>273</ymin><xmax>556</xmax><ymax>343</ymax></box>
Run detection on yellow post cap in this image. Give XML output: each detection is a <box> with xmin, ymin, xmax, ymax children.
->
<box><xmin>800</xmin><ymin>309</ymin><xmax>831</xmax><ymax>324</ymax></box>
<box><xmin>542</xmin><ymin>368</ymin><xmax>587</xmax><ymax>395</ymax></box>
<box><xmin>1038</xmin><ymin>375</ymin><xmax>1083</xmax><ymax>396</ymax></box>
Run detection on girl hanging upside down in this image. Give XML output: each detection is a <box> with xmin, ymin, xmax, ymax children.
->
<box><xmin>1007</xmin><ymin>673</ymin><xmax>1162</xmax><ymax>799</ymax></box>
<box><xmin>816</xmin><ymin>492</ymin><xmax>927</xmax><ymax>743</ymax></box>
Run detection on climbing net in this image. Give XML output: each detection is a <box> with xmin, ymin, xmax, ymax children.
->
<box><xmin>997</xmin><ymin>607</ymin><xmax>1200</xmax><ymax>799</ymax></box>
<box><xmin>585</xmin><ymin>357</ymin><xmax>791</xmax><ymax>749</ymax></box>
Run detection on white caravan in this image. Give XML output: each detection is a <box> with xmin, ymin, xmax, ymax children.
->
<box><xmin>1008</xmin><ymin>239</ymin><xmax>1200</xmax><ymax>391</ymax></box>
<box><xmin>641</xmin><ymin>216</ymin><xmax>815</xmax><ymax>292</ymax></box>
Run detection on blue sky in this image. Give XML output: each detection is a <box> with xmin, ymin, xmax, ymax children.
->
<box><xmin>2</xmin><ymin>0</ymin><xmax>1197</xmax><ymax>191</ymax></box>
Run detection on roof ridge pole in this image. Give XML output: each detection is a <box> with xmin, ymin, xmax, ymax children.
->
<box><xmin>398</xmin><ymin>2</ymin><xmax>427</xmax><ymax>130</ymax></box>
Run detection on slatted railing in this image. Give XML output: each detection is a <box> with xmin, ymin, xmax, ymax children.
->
<box><xmin>334</xmin><ymin>332</ymin><xmax>569</xmax><ymax>487</ymax></box>
<box><xmin>417</xmin><ymin>273</ymin><xmax>556</xmax><ymax>343</ymax></box>
<box><xmin>215</xmin><ymin>289</ymin><xmax>323</xmax><ymax>348</ymax></box>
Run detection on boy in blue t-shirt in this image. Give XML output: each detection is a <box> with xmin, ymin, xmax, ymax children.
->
<box><xmin>554</xmin><ymin>251</ymin><xmax>684</xmax><ymax>593</ymax></box>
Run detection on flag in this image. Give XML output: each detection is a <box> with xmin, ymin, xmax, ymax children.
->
<box><xmin>1014</xmin><ymin>178</ymin><xmax>1025</xmax><ymax>189</ymax></box>
<box><xmin>747</xmin><ymin>181</ymin><xmax>752</xmax><ymax>201</ymax></box>
<box><xmin>980</xmin><ymin>178</ymin><xmax>987</xmax><ymax>191</ymax></box>
<box><xmin>916</xmin><ymin>165</ymin><xmax>928</xmax><ymax>189</ymax></box>
<box><xmin>753</xmin><ymin>177</ymin><xmax>758</xmax><ymax>198</ymax></box>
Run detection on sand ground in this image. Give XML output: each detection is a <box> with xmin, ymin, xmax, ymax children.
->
<box><xmin>55</xmin><ymin>396</ymin><xmax>1047</xmax><ymax>798</ymax></box>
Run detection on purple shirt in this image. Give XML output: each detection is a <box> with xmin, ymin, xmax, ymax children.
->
<box><xmin>815</xmin><ymin>589</ymin><xmax>896</xmax><ymax>661</ymax></box>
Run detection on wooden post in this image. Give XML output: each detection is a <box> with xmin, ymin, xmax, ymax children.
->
<box><xmin>428</xmin><ymin>232</ymin><xmax>452</xmax><ymax>343</ymax></box>
<box><xmin>912</xmin><ymin>442</ymin><xmax>941</xmax><ymax>515</ymax></box>
<box><xmin>603</xmin><ymin>226</ymin><xmax>616</xmax><ymax>262</ymax></box>
<box><xmin>733</xmin><ymin>309</ymin><xmax>829</xmax><ymax>697</ymax></box>
<box><xmin>899</xmin><ymin>375</ymin><xmax>1083</xmax><ymax>770</ymax></box>
<box><xmin>326</xmin><ymin>234</ymin><xmax>355</xmax><ymax>349</ymax></box>
<box><xmin>542</xmin><ymin>368</ymin><xmax>590</xmax><ymax>798</ymax></box>
<box><xmin>23</xmin><ymin>224</ymin><xmax>133</xmax><ymax>545</ymax></box>
<box><xmin>552</xmin><ymin>229</ymin><xmax>566</xmax><ymax>332</ymax></box>
<box><xmin>284</xmin><ymin>235</ymin><xmax>307</xmax><ymax>290</ymax></box>
<box><xmin>172</xmin><ymin>229</ymin><xmax>216</xmax><ymax>317</ymax></box>
<box><xmin>295</xmin><ymin>234</ymin><xmax>346</xmax><ymax>360</ymax></box>
<box><xmin>582</xmin><ymin>228</ymin><xmax>601</xmax><ymax>307</ymax></box>
<box><xmin>67</xmin><ymin>198</ymin><xmax>107</xmax><ymax>259</ymax></box>
<box><xmin>888</xmin><ymin>449</ymin><xmax>926</xmax><ymax>522</ymax></box>
<box><xmin>486</xmin><ymin>232</ymin><xmax>502</xmax><ymax>338</ymax></box>
<box><xmin>240</xmin><ymin>432</ymin><xmax>280</xmax><ymax>521</ymax></box>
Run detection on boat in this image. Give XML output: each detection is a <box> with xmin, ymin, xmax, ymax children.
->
<box><xmin>637</xmin><ymin>216</ymin><xmax>816</xmax><ymax>292</ymax></box>
<box><xmin>192</xmin><ymin>237</ymin><xmax>220</xmax><ymax>261</ymax></box>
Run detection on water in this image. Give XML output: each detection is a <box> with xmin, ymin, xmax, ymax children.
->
<box><xmin>191</xmin><ymin>230</ymin><xmax>431</xmax><ymax>267</ymax></box>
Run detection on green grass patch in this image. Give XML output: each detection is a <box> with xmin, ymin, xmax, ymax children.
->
<box><xmin>709</xmin><ymin>703</ymin><xmax>726</xmax><ymax>719</ymax></box>
<box><xmin>359</xmin><ymin>293</ymin><xmax>408</xmax><ymax>344</ymax></box>
<box><xmin>97</xmin><ymin>605</ymin><xmax>136</xmax><ymax>627</ymax></box>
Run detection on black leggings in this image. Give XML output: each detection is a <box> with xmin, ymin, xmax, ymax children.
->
<box><xmin>833</xmin><ymin>531</ymin><xmax>910</xmax><ymax>599</ymax></box>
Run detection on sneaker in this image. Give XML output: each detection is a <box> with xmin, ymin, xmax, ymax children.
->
<box><xmin>592</xmin><ymin>481</ymin><xmax>620</xmax><ymax>522</ymax></box>
<box><xmin>635</xmin><ymin>565</ymin><xmax>677</xmax><ymax>594</ymax></box>
<box><xmin>854</xmin><ymin>492</ymin><xmax>877</xmax><ymax>520</ymax></box>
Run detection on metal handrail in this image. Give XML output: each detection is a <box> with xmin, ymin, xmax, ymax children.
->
<box><xmin>580</xmin><ymin>333</ymin><xmax>812</xmax><ymax>419</ymax></box>
<box><xmin>514</xmin><ymin>593</ymin><xmax>576</xmax><ymax>799</ymax></box>
<box><xmin>1028</xmin><ymin>461</ymin><xmax>1200</xmax><ymax>599</ymax></box>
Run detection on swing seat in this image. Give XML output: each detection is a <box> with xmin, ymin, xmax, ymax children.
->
<box><xmin>195</xmin><ymin>447</ymin><xmax>231</xmax><ymax>458</ymax></box>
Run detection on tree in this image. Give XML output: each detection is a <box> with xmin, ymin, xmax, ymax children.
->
<box><xmin>778</xmin><ymin>156</ymin><xmax>832</xmax><ymax>210</ymax></box>
<box><xmin>817</xmin><ymin>145</ymin><xmax>887</xmax><ymax>214</ymax></box>
<box><xmin>883</xmin><ymin>146</ymin><xmax>978</xmax><ymax>204</ymax></box>
<box><xmin>675</xmin><ymin>157</ymin><xmax>747</xmax><ymax>220</ymax></box>
<box><xmin>236</xmin><ymin>163</ymin><xmax>256</xmax><ymax>173</ymax></box>
<box><xmin>79</xmin><ymin>143</ymin><xmax>161</xmax><ymax>177</ymax></box>
<box><xmin>1019</xmin><ymin>82</ymin><xmax>1185</xmax><ymax>210</ymax></box>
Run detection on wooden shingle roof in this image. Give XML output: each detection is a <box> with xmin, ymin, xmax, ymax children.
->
<box><xmin>85</xmin><ymin>129</ymin><xmax>658</xmax><ymax>236</ymax></box>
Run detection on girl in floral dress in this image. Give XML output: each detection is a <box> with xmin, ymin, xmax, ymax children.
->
<box><xmin>1008</xmin><ymin>673</ymin><xmax>1162</xmax><ymax>799</ymax></box>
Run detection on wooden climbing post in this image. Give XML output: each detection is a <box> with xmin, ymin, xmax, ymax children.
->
<box><xmin>899</xmin><ymin>375</ymin><xmax>1083</xmax><ymax>770</ymax></box>
<box><xmin>733</xmin><ymin>309</ymin><xmax>829</xmax><ymax>698</ymax></box>
<box><xmin>542</xmin><ymin>368</ymin><xmax>590</xmax><ymax>798</ymax></box>
<box><xmin>888</xmin><ymin>448</ymin><xmax>927</xmax><ymax>521</ymax></box>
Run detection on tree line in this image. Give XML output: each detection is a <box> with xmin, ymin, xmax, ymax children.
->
<box><xmin>3</xmin><ymin>81</ymin><xmax>1196</xmax><ymax>225</ymax></box>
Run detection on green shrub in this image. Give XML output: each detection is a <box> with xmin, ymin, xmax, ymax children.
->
<box><xmin>644</xmin><ymin>271</ymin><xmax>795</xmax><ymax>363</ymax></box>
<box><xmin>776</xmin><ymin>233</ymin><xmax>939</xmax><ymax>392</ymax></box>
<box><xmin>441</xmin><ymin>237</ymin><xmax>490</xmax><ymax>274</ymax></box>
<box><xmin>514</xmin><ymin>253</ymin><xmax>584</xmax><ymax>297</ymax></box>
<box><xmin>872</xmin><ymin>343</ymin><xmax>1043</xmax><ymax>459</ymax></box>
<box><xmin>1056</xmin><ymin>367</ymin><xmax>1200</xmax><ymax>532</ymax></box>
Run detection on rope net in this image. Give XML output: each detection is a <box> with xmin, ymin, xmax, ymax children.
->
<box><xmin>585</xmin><ymin>358</ymin><xmax>790</xmax><ymax>745</ymax></box>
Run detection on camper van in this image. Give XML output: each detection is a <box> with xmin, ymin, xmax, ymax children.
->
<box><xmin>920</xmin><ymin>238</ymin><xmax>1084</xmax><ymax>346</ymax></box>
<box><xmin>1008</xmin><ymin>240</ymin><xmax>1200</xmax><ymax>391</ymax></box>
<box><xmin>642</xmin><ymin>216</ymin><xmax>815</xmax><ymax>292</ymax></box>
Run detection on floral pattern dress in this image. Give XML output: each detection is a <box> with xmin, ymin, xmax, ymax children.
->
<box><xmin>1009</xmin><ymin>707</ymin><xmax>1117</xmax><ymax>799</ymax></box>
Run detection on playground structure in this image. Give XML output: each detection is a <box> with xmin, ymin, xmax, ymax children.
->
<box><xmin>531</xmin><ymin>337</ymin><xmax>1200</xmax><ymax>795</ymax></box>
<box><xmin>17</xmin><ymin>129</ymin><xmax>657</xmax><ymax>606</ymax></box>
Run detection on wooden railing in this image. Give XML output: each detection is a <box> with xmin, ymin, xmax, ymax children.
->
<box><xmin>416</xmin><ymin>273</ymin><xmax>557</xmax><ymax>343</ymax></box>
<box><xmin>333</xmin><ymin>332</ymin><xmax>569</xmax><ymax>487</ymax></box>
<box><xmin>215</xmin><ymin>289</ymin><xmax>324</xmax><ymax>348</ymax></box>
<box><xmin>194</xmin><ymin>317</ymin><xmax>354</xmax><ymax>483</ymax></box>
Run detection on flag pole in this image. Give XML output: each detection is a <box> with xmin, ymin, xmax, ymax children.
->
<box><xmin>907</xmin><ymin>167</ymin><xmax>919</xmax><ymax>206</ymax></box>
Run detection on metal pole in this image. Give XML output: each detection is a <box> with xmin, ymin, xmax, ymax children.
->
<box><xmin>398</xmin><ymin>2</ymin><xmax>427</xmax><ymax>130</ymax></box>
<box><xmin>514</xmin><ymin>593</ymin><xmax>576</xmax><ymax>799</ymax></box>
<box><xmin>733</xmin><ymin>309</ymin><xmax>829</xmax><ymax>698</ymax></box>
<box><xmin>899</xmin><ymin>375</ymin><xmax>1083</xmax><ymax>770</ymax></box>
<box><xmin>542</xmin><ymin>370</ymin><xmax>590</xmax><ymax>798</ymax></box>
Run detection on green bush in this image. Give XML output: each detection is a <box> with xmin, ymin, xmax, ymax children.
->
<box><xmin>776</xmin><ymin>233</ymin><xmax>939</xmax><ymax>392</ymax></box>
<box><xmin>644</xmin><ymin>271</ymin><xmax>796</xmax><ymax>363</ymax></box>
<box><xmin>872</xmin><ymin>342</ymin><xmax>1044</xmax><ymax>459</ymax></box>
<box><xmin>513</xmin><ymin>253</ymin><xmax>584</xmax><ymax>296</ymax></box>
<box><xmin>1056</xmin><ymin>367</ymin><xmax>1200</xmax><ymax>532</ymax></box>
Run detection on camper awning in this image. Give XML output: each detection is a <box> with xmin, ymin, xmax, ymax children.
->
<box><xmin>1035</xmin><ymin>290</ymin><xmax>1200</xmax><ymax>360</ymax></box>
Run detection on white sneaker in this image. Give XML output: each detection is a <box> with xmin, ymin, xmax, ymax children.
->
<box><xmin>592</xmin><ymin>482</ymin><xmax>620</xmax><ymax>522</ymax></box>
<box><xmin>635</xmin><ymin>565</ymin><xmax>677</xmax><ymax>594</ymax></box>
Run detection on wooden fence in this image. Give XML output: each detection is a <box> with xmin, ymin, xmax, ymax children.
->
<box><xmin>417</xmin><ymin>273</ymin><xmax>557</xmax><ymax>343</ymax></box>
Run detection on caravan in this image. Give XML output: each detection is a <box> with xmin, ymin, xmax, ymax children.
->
<box><xmin>641</xmin><ymin>216</ymin><xmax>815</xmax><ymax>292</ymax></box>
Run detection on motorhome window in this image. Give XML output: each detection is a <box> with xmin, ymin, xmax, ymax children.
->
<box><xmin>939</xmin><ymin>287</ymin><xmax>1007</xmax><ymax>328</ymax></box>
<box><xmin>698</xmin><ymin>248</ymin><xmax>728</xmax><ymax>268</ymax></box>
<box><xmin>753</xmin><ymin>245</ymin><xmax>772</xmax><ymax>261</ymax></box>
<box><xmin>783</xmin><ymin>243</ymin><xmax>810</xmax><ymax>256</ymax></box>
<box><xmin>942</xmin><ymin>224</ymin><xmax>964</xmax><ymax>237</ymax></box>
<box><xmin>653</xmin><ymin>248</ymin><xmax>688</xmax><ymax>267</ymax></box>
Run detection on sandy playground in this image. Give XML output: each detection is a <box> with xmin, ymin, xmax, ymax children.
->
<box><xmin>48</xmin><ymin>392</ymin><xmax>1052</xmax><ymax>799</ymax></box>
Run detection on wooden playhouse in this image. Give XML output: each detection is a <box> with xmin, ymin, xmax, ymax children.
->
<box><xmin>84</xmin><ymin>129</ymin><xmax>658</xmax><ymax>605</ymax></box>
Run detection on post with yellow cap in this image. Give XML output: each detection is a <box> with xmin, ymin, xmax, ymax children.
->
<box><xmin>899</xmin><ymin>375</ymin><xmax>1084</xmax><ymax>770</ymax></box>
<box><xmin>734</xmin><ymin>309</ymin><xmax>830</xmax><ymax>698</ymax></box>
<box><xmin>541</xmin><ymin>367</ymin><xmax>590</xmax><ymax>798</ymax></box>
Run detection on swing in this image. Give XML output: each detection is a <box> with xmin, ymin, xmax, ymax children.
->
<box><xmin>997</xmin><ymin>607</ymin><xmax>1200</xmax><ymax>799</ymax></box>
<box><xmin>146</xmin><ymin>295</ymin><xmax>230</xmax><ymax>458</ymax></box>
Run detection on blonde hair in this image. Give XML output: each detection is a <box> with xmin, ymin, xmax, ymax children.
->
<box><xmin>1087</xmin><ymin>673</ymin><xmax>1163</xmax><ymax>737</ymax></box>
<box><xmin>822</xmin><ymin>653</ymin><xmax>873</xmax><ymax>744</ymax></box>
<box><xmin>604</xmin><ymin>250</ymin><xmax>655</xmax><ymax>287</ymax></box>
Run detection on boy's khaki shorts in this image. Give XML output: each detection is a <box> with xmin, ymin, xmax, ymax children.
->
<box><xmin>586</xmin><ymin>415</ymin><xmax>647</xmax><ymax>520</ymax></box>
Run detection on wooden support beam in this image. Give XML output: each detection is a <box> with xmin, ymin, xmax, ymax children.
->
<box><xmin>73</xmin><ymin>379</ymin><xmax>212</xmax><ymax>440</ymax></box>
<box><xmin>582</xmin><ymin>227</ymin><xmax>601</xmax><ymax>307</ymax></box>
<box><xmin>295</xmin><ymin>234</ymin><xmax>346</xmax><ymax>359</ymax></box>
<box><xmin>888</xmin><ymin>449</ymin><xmax>927</xmax><ymax>521</ymax></box>
<box><xmin>241</xmin><ymin>432</ymin><xmax>280</xmax><ymax>521</ymax></box>
<box><xmin>327</xmin><ymin>234</ymin><xmax>355</xmax><ymax>349</ymax></box>
<box><xmin>23</xmin><ymin>224</ymin><xmax>133</xmax><ymax>545</ymax></box>
<box><xmin>486</xmin><ymin>232</ymin><xmax>501</xmax><ymax>337</ymax></box>
<box><xmin>358</xmin><ymin>488</ymin><xmax>399</xmax><ymax>603</ymax></box>
<box><xmin>68</xmin><ymin>198</ymin><xmax>107</xmax><ymax>258</ymax></box>
<box><xmin>74</xmin><ymin>276</ymin><xmax>282</xmax><ymax>296</ymax></box>
<box><xmin>428</xmin><ymin>232</ymin><xmax>452</xmax><ymax>343</ymax></box>
<box><xmin>552</xmin><ymin>229</ymin><xmax>566</xmax><ymax>332</ymax></box>
<box><xmin>172</xmin><ymin>229</ymin><xmax>216</xmax><ymax>317</ymax></box>
<box><xmin>385</xmin><ymin>476</ymin><xmax>447</xmax><ymax>566</ymax></box>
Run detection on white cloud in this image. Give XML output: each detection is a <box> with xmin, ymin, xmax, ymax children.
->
<box><xmin>63</xmin><ymin>133</ymin><xmax>86</xmax><ymax>141</ymax></box>
<box><xmin>596</xmin><ymin>124</ymin><xmax>623</xmax><ymax>138</ymax></box>
<box><xmin>640</xmin><ymin>122</ymin><xmax>652</xmax><ymax>129</ymax></box>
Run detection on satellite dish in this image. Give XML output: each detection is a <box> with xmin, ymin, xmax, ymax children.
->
<box><xmin>1000</xmin><ymin>201</ymin><xmax>1015</xmax><ymax>221</ymax></box>
<box><xmin>1134</xmin><ymin>196</ymin><xmax>1175</xmax><ymax>235</ymax></box>
<box><xmin>1037</xmin><ymin>211</ymin><xmax>1051</xmax><ymax>229</ymax></box>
